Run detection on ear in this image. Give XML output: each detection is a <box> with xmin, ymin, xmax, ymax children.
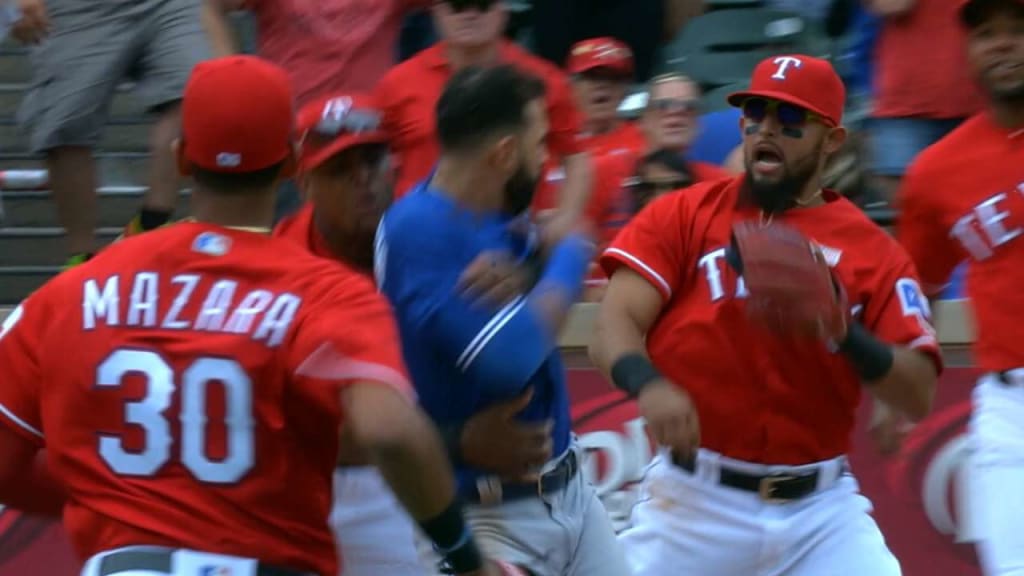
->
<box><xmin>824</xmin><ymin>126</ymin><xmax>848</xmax><ymax>156</ymax></box>
<box><xmin>173</xmin><ymin>138</ymin><xmax>192</xmax><ymax>176</ymax></box>
<box><xmin>489</xmin><ymin>134</ymin><xmax>518</xmax><ymax>174</ymax></box>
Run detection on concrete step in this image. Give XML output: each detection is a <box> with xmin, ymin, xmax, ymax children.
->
<box><xmin>0</xmin><ymin>186</ymin><xmax>189</xmax><ymax>228</ymax></box>
<box><xmin>0</xmin><ymin>82</ymin><xmax>148</xmax><ymax>120</ymax></box>
<box><xmin>0</xmin><ymin>265</ymin><xmax>55</xmax><ymax>305</ymax></box>
<box><xmin>0</xmin><ymin>151</ymin><xmax>152</xmax><ymax>185</ymax></box>
<box><xmin>0</xmin><ymin>118</ymin><xmax>150</xmax><ymax>153</ymax></box>
<box><xmin>0</xmin><ymin>227</ymin><xmax>122</xmax><ymax>267</ymax></box>
<box><xmin>0</xmin><ymin>45</ymin><xmax>29</xmax><ymax>85</ymax></box>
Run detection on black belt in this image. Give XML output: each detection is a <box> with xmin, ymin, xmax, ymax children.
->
<box><xmin>467</xmin><ymin>450</ymin><xmax>578</xmax><ymax>505</ymax></box>
<box><xmin>97</xmin><ymin>549</ymin><xmax>312</xmax><ymax>576</ymax></box>
<box><xmin>673</xmin><ymin>455</ymin><xmax>824</xmax><ymax>503</ymax></box>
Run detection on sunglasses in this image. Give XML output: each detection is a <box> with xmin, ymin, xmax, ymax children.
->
<box><xmin>649</xmin><ymin>98</ymin><xmax>701</xmax><ymax>115</ymax></box>
<box><xmin>441</xmin><ymin>0</ymin><xmax>498</xmax><ymax>12</ymax></box>
<box><xmin>741</xmin><ymin>97</ymin><xmax>822</xmax><ymax>129</ymax></box>
<box><xmin>301</xmin><ymin>108</ymin><xmax>383</xmax><ymax>148</ymax></box>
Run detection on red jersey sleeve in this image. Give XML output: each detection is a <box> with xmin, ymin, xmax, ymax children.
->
<box><xmin>860</xmin><ymin>244</ymin><xmax>943</xmax><ymax>375</ymax></box>
<box><xmin>0</xmin><ymin>296</ymin><xmax>48</xmax><ymax>447</ymax></box>
<box><xmin>600</xmin><ymin>191</ymin><xmax>690</xmax><ymax>301</ymax></box>
<box><xmin>289</xmin><ymin>273</ymin><xmax>413</xmax><ymax>401</ymax></box>
<box><xmin>896</xmin><ymin>162</ymin><xmax>963</xmax><ymax>295</ymax></box>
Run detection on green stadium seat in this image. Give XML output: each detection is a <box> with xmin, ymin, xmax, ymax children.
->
<box><xmin>701</xmin><ymin>81</ymin><xmax>748</xmax><ymax>113</ymax></box>
<box><xmin>674</xmin><ymin>49</ymin><xmax>783</xmax><ymax>90</ymax></box>
<box><xmin>703</xmin><ymin>0</ymin><xmax>766</xmax><ymax>11</ymax></box>
<box><xmin>658</xmin><ymin>9</ymin><xmax>830</xmax><ymax>87</ymax></box>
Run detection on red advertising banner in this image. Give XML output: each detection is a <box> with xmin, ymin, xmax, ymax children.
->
<box><xmin>0</xmin><ymin>367</ymin><xmax>982</xmax><ymax>576</ymax></box>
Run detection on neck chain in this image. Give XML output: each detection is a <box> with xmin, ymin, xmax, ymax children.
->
<box><xmin>758</xmin><ymin>189</ymin><xmax>824</xmax><ymax>226</ymax></box>
<box><xmin>794</xmin><ymin>189</ymin><xmax>824</xmax><ymax>207</ymax></box>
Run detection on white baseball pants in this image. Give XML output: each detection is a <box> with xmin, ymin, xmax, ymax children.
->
<box><xmin>330</xmin><ymin>466</ymin><xmax>423</xmax><ymax>575</ymax></box>
<box><xmin>968</xmin><ymin>370</ymin><xmax>1024</xmax><ymax>576</ymax></box>
<box><xmin>620</xmin><ymin>448</ymin><xmax>901</xmax><ymax>576</ymax></box>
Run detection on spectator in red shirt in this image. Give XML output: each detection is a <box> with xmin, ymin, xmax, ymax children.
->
<box><xmin>566</xmin><ymin>37</ymin><xmax>647</xmax><ymax>160</ymax></box>
<box><xmin>376</xmin><ymin>0</ymin><xmax>593</xmax><ymax>240</ymax></box>
<box><xmin>212</xmin><ymin>0</ymin><xmax>431</xmax><ymax>106</ymax></box>
<box><xmin>865</xmin><ymin>0</ymin><xmax>985</xmax><ymax>202</ymax></box>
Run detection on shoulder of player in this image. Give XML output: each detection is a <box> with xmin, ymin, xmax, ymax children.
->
<box><xmin>907</xmin><ymin>113</ymin><xmax>988</xmax><ymax>175</ymax></box>
<box><xmin>380</xmin><ymin>191</ymin><xmax>465</xmax><ymax>251</ymax></box>
<box><xmin>815</xmin><ymin>196</ymin><xmax>909</xmax><ymax>261</ymax></box>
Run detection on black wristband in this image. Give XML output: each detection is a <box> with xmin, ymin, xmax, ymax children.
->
<box><xmin>839</xmin><ymin>322</ymin><xmax>894</xmax><ymax>383</ymax></box>
<box><xmin>439</xmin><ymin>422</ymin><xmax>465</xmax><ymax>467</ymax></box>
<box><xmin>610</xmin><ymin>353</ymin><xmax>663</xmax><ymax>398</ymax></box>
<box><xmin>419</xmin><ymin>500</ymin><xmax>483</xmax><ymax>573</ymax></box>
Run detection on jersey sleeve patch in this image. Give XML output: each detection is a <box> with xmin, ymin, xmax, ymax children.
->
<box><xmin>896</xmin><ymin>278</ymin><xmax>932</xmax><ymax>322</ymax></box>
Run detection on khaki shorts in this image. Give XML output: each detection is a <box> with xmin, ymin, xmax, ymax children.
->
<box><xmin>17</xmin><ymin>0</ymin><xmax>211</xmax><ymax>153</ymax></box>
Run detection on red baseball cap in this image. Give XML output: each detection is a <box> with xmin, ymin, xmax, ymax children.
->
<box><xmin>727</xmin><ymin>54</ymin><xmax>845</xmax><ymax>127</ymax></box>
<box><xmin>567</xmin><ymin>37</ymin><xmax>634</xmax><ymax>77</ymax></box>
<box><xmin>296</xmin><ymin>93</ymin><xmax>387</xmax><ymax>172</ymax></box>
<box><xmin>960</xmin><ymin>0</ymin><xmax>1024</xmax><ymax>26</ymax></box>
<box><xmin>181</xmin><ymin>56</ymin><xmax>294</xmax><ymax>174</ymax></box>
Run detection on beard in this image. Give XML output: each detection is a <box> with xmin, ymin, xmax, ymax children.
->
<box><xmin>742</xmin><ymin>141</ymin><xmax>821</xmax><ymax>215</ymax></box>
<box><xmin>502</xmin><ymin>162</ymin><xmax>539</xmax><ymax>216</ymax></box>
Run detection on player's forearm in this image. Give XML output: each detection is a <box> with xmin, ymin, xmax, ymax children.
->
<box><xmin>527</xmin><ymin>232</ymin><xmax>594</xmax><ymax>335</ymax></box>
<box><xmin>0</xmin><ymin>451</ymin><xmax>65</xmax><ymax>518</ymax></box>
<box><xmin>343</xmin><ymin>385</ymin><xmax>457</xmax><ymax>520</ymax></box>
<box><xmin>864</xmin><ymin>347</ymin><xmax>937</xmax><ymax>422</ymax></box>
<box><xmin>589</xmin><ymin>304</ymin><xmax>649</xmax><ymax>377</ymax></box>
<box><xmin>557</xmin><ymin>153</ymin><xmax>593</xmax><ymax>221</ymax></box>
<box><xmin>202</xmin><ymin>0</ymin><xmax>239</xmax><ymax>56</ymax></box>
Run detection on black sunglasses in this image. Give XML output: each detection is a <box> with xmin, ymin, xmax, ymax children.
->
<box><xmin>442</xmin><ymin>0</ymin><xmax>498</xmax><ymax>12</ymax></box>
<box><xmin>649</xmin><ymin>98</ymin><xmax>701</xmax><ymax>115</ymax></box>
<box><xmin>741</xmin><ymin>97</ymin><xmax>822</xmax><ymax>129</ymax></box>
<box><xmin>301</xmin><ymin>108</ymin><xmax>383</xmax><ymax>147</ymax></box>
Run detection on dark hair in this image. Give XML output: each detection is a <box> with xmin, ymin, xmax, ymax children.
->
<box><xmin>191</xmin><ymin>162</ymin><xmax>285</xmax><ymax>192</ymax></box>
<box><xmin>639</xmin><ymin>149</ymin><xmax>691</xmax><ymax>176</ymax></box>
<box><xmin>435</xmin><ymin>64</ymin><xmax>546</xmax><ymax>153</ymax></box>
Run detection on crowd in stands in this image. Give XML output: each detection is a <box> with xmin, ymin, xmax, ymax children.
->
<box><xmin>4</xmin><ymin>0</ymin><xmax>974</xmax><ymax>297</ymax></box>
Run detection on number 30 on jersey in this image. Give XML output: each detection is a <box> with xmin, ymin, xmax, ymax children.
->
<box><xmin>96</xmin><ymin>349</ymin><xmax>254</xmax><ymax>484</ymax></box>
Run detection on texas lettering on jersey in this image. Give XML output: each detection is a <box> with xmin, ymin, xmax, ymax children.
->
<box><xmin>949</xmin><ymin>182</ymin><xmax>1024</xmax><ymax>261</ymax></box>
<box><xmin>81</xmin><ymin>272</ymin><xmax>301</xmax><ymax>348</ymax></box>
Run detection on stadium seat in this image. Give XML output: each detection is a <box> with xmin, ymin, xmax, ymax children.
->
<box><xmin>704</xmin><ymin>0</ymin><xmax>766</xmax><ymax>11</ymax></box>
<box><xmin>700</xmin><ymin>81</ymin><xmax>748</xmax><ymax>113</ymax></box>
<box><xmin>658</xmin><ymin>9</ymin><xmax>830</xmax><ymax>87</ymax></box>
<box><xmin>618</xmin><ymin>85</ymin><xmax>650</xmax><ymax>119</ymax></box>
<box><xmin>674</xmin><ymin>49</ymin><xmax>783</xmax><ymax>90</ymax></box>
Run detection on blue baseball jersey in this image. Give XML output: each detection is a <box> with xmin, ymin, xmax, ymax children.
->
<box><xmin>375</xmin><ymin>184</ymin><xmax>572</xmax><ymax>493</ymax></box>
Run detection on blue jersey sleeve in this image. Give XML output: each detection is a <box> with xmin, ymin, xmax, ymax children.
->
<box><xmin>376</xmin><ymin>212</ymin><xmax>555</xmax><ymax>397</ymax></box>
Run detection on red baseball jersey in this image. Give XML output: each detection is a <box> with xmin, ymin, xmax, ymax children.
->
<box><xmin>898</xmin><ymin>113</ymin><xmax>1024</xmax><ymax>373</ymax></box>
<box><xmin>0</xmin><ymin>223</ymin><xmax>412</xmax><ymax>576</ymax></box>
<box><xmin>376</xmin><ymin>41</ymin><xmax>584</xmax><ymax>198</ymax></box>
<box><xmin>601</xmin><ymin>177</ymin><xmax>942</xmax><ymax>465</ymax></box>
<box><xmin>577</xmin><ymin>121</ymin><xmax>647</xmax><ymax>160</ymax></box>
<box><xmin>273</xmin><ymin>204</ymin><xmax>335</xmax><ymax>260</ymax></box>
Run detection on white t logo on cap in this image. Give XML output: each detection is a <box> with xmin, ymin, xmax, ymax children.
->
<box><xmin>770</xmin><ymin>56</ymin><xmax>803</xmax><ymax>80</ymax></box>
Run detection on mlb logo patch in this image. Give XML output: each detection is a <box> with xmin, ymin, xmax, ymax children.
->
<box><xmin>192</xmin><ymin>232</ymin><xmax>232</xmax><ymax>256</ymax></box>
<box><xmin>200</xmin><ymin>567</ymin><xmax>233</xmax><ymax>576</ymax></box>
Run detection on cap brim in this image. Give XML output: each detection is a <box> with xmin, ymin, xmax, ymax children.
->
<box><xmin>727</xmin><ymin>89</ymin><xmax>837</xmax><ymax>126</ymax></box>
<box><xmin>298</xmin><ymin>132</ymin><xmax>388</xmax><ymax>172</ymax></box>
<box><xmin>569</xmin><ymin>62</ymin><xmax>633</xmax><ymax>77</ymax></box>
